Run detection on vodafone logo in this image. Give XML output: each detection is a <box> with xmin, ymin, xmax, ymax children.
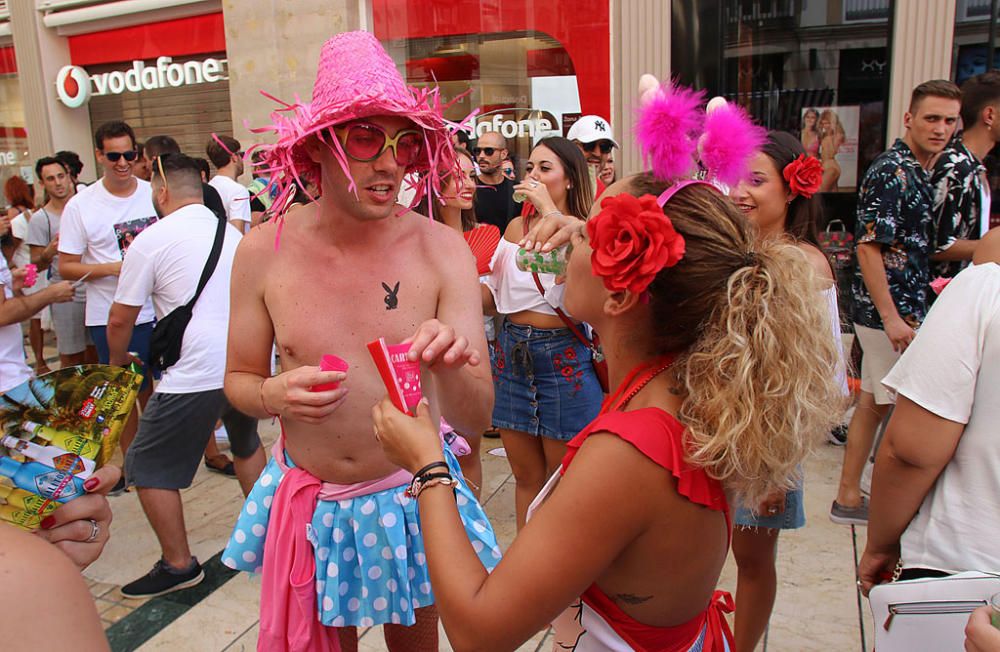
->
<box><xmin>54</xmin><ymin>56</ymin><xmax>228</xmax><ymax>108</ymax></box>
<box><xmin>55</xmin><ymin>65</ymin><xmax>91</xmax><ymax>108</ymax></box>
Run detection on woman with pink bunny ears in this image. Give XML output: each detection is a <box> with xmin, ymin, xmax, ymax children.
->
<box><xmin>372</xmin><ymin>77</ymin><xmax>843</xmax><ymax>651</ymax></box>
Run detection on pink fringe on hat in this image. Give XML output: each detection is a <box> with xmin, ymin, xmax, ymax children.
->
<box><xmin>634</xmin><ymin>81</ymin><xmax>704</xmax><ymax>182</ymax></box>
<box><xmin>246</xmin><ymin>31</ymin><xmax>471</xmax><ymax>247</ymax></box>
<box><xmin>699</xmin><ymin>101</ymin><xmax>767</xmax><ymax>188</ymax></box>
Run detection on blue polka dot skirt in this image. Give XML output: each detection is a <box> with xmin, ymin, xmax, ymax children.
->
<box><xmin>222</xmin><ymin>447</ymin><xmax>502</xmax><ymax>628</ymax></box>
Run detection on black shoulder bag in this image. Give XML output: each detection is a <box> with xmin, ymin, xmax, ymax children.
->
<box><xmin>150</xmin><ymin>215</ymin><xmax>226</xmax><ymax>370</ymax></box>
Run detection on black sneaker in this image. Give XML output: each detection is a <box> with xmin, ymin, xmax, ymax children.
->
<box><xmin>827</xmin><ymin>424</ymin><xmax>848</xmax><ymax>446</ymax></box>
<box><xmin>121</xmin><ymin>558</ymin><xmax>205</xmax><ymax>598</ymax></box>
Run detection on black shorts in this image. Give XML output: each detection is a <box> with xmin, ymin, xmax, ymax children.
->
<box><xmin>125</xmin><ymin>389</ymin><xmax>261</xmax><ymax>490</ymax></box>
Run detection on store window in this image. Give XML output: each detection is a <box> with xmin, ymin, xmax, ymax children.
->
<box><xmin>0</xmin><ymin>46</ymin><xmax>30</xmax><ymax>190</ymax></box>
<box><xmin>672</xmin><ymin>0</ymin><xmax>894</xmax><ymax>218</ymax></box>
<box><xmin>372</xmin><ymin>0</ymin><xmax>611</xmax><ymax>173</ymax></box>
<box><xmin>952</xmin><ymin>0</ymin><xmax>1000</xmax><ymax>230</ymax></box>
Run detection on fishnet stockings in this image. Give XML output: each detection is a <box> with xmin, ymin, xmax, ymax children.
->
<box><xmin>332</xmin><ymin>606</ymin><xmax>439</xmax><ymax>652</ymax></box>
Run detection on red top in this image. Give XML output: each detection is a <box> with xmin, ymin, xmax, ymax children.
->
<box><xmin>560</xmin><ymin>408</ymin><xmax>734</xmax><ymax>651</ymax></box>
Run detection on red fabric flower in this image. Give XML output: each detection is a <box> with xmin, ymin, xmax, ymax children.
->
<box><xmin>782</xmin><ymin>155</ymin><xmax>823</xmax><ymax>198</ymax></box>
<box><xmin>587</xmin><ymin>193</ymin><xmax>685</xmax><ymax>294</ymax></box>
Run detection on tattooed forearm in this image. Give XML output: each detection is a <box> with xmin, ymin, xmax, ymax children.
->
<box><xmin>614</xmin><ymin>593</ymin><xmax>653</xmax><ymax>606</ymax></box>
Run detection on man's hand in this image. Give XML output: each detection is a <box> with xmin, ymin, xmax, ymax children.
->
<box><xmin>406</xmin><ymin>319</ymin><xmax>480</xmax><ymax>369</ymax></box>
<box><xmin>261</xmin><ymin>366</ymin><xmax>348</xmax><ymax>424</ymax></box>
<box><xmin>965</xmin><ymin>606</ymin><xmax>1000</xmax><ymax>652</ymax></box>
<box><xmin>857</xmin><ymin>544</ymin><xmax>900</xmax><ymax>596</ymax></box>
<box><xmin>43</xmin><ymin>235</ymin><xmax>60</xmax><ymax>261</ymax></box>
<box><xmin>43</xmin><ymin>281</ymin><xmax>75</xmax><ymax>304</ymax></box>
<box><xmin>519</xmin><ymin>212</ymin><xmax>581</xmax><ymax>253</ymax></box>
<box><xmin>883</xmin><ymin>314</ymin><xmax>916</xmax><ymax>353</ymax></box>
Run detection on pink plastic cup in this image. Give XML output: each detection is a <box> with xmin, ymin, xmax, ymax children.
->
<box><xmin>311</xmin><ymin>355</ymin><xmax>349</xmax><ymax>392</ymax></box>
<box><xmin>387</xmin><ymin>343</ymin><xmax>422</xmax><ymax>411</ymax></box>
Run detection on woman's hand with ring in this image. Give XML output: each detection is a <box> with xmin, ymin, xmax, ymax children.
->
<box><xmin>34</xmin><ymin>465</ymin><xmax>118</xmax><ymax>569</ymax></box>
<box><xmin>756</xmin><ymin>489</ymin><xmax>786</xmax><ymax>518</ymax></box>
<box><xmin>513</xmin><ymin>178</ymin><xmax>557</xmax><ymax>216</ymax></box>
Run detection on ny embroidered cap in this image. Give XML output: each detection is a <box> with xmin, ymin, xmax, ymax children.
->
<box><xmin>566</xmin><ymin>115</ymin><xmax>619</xmax><ymax>147</ymax></box>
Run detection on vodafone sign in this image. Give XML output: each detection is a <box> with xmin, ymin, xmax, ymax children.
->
<box><xmin>55</xmin><ymin>56</ymin><xmax>228</xmax><ymax>108</ymax></box>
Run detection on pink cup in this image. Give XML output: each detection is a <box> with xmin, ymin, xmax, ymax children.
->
<box><xmin>387</xmin><ymin>343</ymin><xmax>422</xmax><ymax>411</ymax></box>
<box><xmin>311</xmin><ymin>355</ymin><xmax>349</xmax><ymax>392</ymax></box>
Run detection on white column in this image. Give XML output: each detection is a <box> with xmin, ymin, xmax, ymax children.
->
<box><xmin>886</xmin><ymin>0</ymin><xmax>958</xmax><ymax>141</ymax></box>
<box><xmin>611</xmin><ymin>0</ymin><xmax>672</xmax><ymax>177</ymax></box>
<box><xmin>10</xmin><ymin>1</ymin><xmax>96</xmax><ymax>181</ymax></box>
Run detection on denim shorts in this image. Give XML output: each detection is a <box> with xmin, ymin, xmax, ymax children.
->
<box><xmin>88</xmin><ymin>321</ymin><xmax>159</xmax><ymax>392</ymax></box>
<box><xmin>734</xmin><ymin>481</ymin><xmax>806</xmax><ymax>531</ymax></box>
<box><xmin>491</xmin><ymin>319</ymin><xmax>603</xmax><ymax>441</ymax></box>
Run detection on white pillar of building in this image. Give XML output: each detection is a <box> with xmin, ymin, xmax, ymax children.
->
<box><xmin>10</xmin><ymin>2</ymin><xmax>96</xmax><ymax>182</ymax></box>
<box><xmin>886</xmin><ymin>0</ymin><xmax>958</xmax><ymax>141</ymax></box>
<box><xmin>612</xmin><ymin>0</ymin><xmax>672</xmax><ymax>177</ymax></box>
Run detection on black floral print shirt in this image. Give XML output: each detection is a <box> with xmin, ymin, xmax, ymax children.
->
<box><xmin>930</xmin><ymin>134</ymin><xmax>987</xmax><ymax>278</ymax></box>
<box><xmin>852</xmin><ymin>139</ymin><xmax>935</xmax><ymax>330</ymax></box>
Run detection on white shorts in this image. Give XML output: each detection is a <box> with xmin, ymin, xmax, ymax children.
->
<box><xmin>854</xmin><ymin>323</ymin><xmax>902</xmax><ymax>405</ymax></box>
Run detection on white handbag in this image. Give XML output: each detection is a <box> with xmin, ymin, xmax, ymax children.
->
<box><xmin>868</xmin><ymin>571</ymin><xmax>1000</xmax><ymax>651</ymax></box>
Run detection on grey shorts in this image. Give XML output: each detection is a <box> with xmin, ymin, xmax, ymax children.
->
<box><xmin>126</xmin><ymin>389</ymin><xmax>261</xmax><ymax>490</ymax></box>
<box><xmin>51</xmin><ymin>300</ymin><xmax>90</xmax><ymax>355</ymax></box>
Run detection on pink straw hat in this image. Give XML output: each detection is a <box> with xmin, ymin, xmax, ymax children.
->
<box><xmin>248</xmin><ymin>31</ymin><xmax>467</xmax><ymax>228</ymax></box>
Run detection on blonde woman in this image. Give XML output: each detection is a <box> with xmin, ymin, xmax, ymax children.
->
<box><xmin>372</xmin><ymin>174</ymin><xmax>844</xmax><ymax>651</ymax></box>
<box><xmin>819</xmin><ymin>109</ymin><xmax>846</xmax><ymax>191</ymax></box>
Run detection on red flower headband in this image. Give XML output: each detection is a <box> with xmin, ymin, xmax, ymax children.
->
<box><xmin>587</xmin><ymin>193</ymin><xmax>686</xmax><ymax>296</ymax></box>
<box><xmin>782</xmin><ymin>154</ymin><xmax>823</xmax><ymax>199</ymax></box>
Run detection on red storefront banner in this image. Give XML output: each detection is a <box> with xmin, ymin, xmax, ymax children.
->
<box><xmin>372</xmin><ymin>0</ymin><xmax>611</xmax><ymax>120</ymax></box>
<box><xmin>68</xmin><ymin>13</ymin><xmax>226</xmax><ymax>66</ymax></box>
<box><xmin>0</xmin><ymin>46</ymin><xmax>17</xmax><ymax>75</ymax></box>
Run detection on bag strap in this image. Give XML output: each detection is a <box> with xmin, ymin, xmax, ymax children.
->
<box><xmin>186</xmin><ymin>213</ymin><xmax>227</xmax><ymax>309</ymax></box>
<box><xmin>530</xmin><ymin>271</ymin><xmax>597</xmax><ymax>350</ymax></box>
<box><xmin>520</xmin><ymin>215</ymin><xmax>598</xmax><ymax>352</ymax></box>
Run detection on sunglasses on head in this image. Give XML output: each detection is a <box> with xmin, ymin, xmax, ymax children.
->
<box><xmin>472</xmin><ymin>147</ymin><xmax>498</xmax><ymax>157</ymax></box>
<box><xmin>104</xmin><ymin>150</ymin><xmax>139</xmax><ymax>163</ymax></box>
<box><xmin>333</xmin><ymin>123</ymin><xmax>424</xmax><ymax>167</ymax></box>
<box><xmin>582</xmin><ymin>140</ymin><xmax>614</xmax><ymax>155</ymax></box>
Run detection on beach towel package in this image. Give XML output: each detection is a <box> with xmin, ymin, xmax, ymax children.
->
<box><xmin>0</xmin><ymin>365</ymin><xmax>143</xmax><ymax>530</ymax></box>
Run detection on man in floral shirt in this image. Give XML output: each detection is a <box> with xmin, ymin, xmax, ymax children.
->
<box><xmin>831</xmin><ymin>80</ymin><xmax>961</xmax><ymax>526</ymax></box>
<box><xmin>930</xmin><ymin>71</ymin><xmax>1000</xmax><ymax>278</ymax></box>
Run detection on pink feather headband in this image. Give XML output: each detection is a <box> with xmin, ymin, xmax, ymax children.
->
<box><xmin>634</xmin><ymin>76</ymin><xmax>765</xmax><ymax>204</ymax></box>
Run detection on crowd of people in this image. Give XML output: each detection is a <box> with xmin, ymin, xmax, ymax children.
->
<box><xmin>1</xmin><ymin>28</ymin><xmax>999</xmax><ymax>652</ymax></box>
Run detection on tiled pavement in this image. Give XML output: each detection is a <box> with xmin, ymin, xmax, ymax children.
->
<box><xmin>27</xmin><ymin>334</ymin><xmax>874</xmax><ymax>651</ymax></box>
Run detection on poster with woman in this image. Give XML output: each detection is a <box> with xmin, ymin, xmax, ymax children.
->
<box><xmin>800</xmin><ymin>106</ymin><xmax>860</xmax><ymax>193</ymax></box>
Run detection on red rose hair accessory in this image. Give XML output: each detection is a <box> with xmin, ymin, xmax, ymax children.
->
<box><xmin>783</xmin><ymin>154</ymin><xmax>823</xmax><ymax>198</ymax></box>
<box><xmin>588</xmin><ymin>193</ymin><xmax>686</xmax><ymax>296</ymax></box>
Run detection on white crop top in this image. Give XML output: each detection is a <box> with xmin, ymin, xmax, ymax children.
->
<box><xmin>485</xmin><ymin>238</ymin><xmax>565</xmax><ymax>316</ymax></box>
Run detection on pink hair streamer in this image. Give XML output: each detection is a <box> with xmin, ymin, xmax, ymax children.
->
<box><xmin>634</xmin><ymin>81</ymin><xmax>704</xmax><ymax>182</ymax></box>
<box><xmin>699</xmin><ymin>102</ymin><xmax>767</xmax><ymax>188</ymax></box>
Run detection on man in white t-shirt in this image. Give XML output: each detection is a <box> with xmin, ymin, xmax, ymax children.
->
<box><xmin>58</xmin><ymin>121</ymin><xmax>159</xmax><ymax>468</ymax></box>
<box><xmin>859</xmin><ymin>227</ymin><xmax>1000</xmax><ymax>590</ymax></box>
<box><xmin>108</xmin><ymin>154</ymin><xmax>265</xmax><ymax>598</ymax></box>
<box><xmin>0</xmin><ymin>251</ymin><xmax>74</xmax><ymax>394</ymax></box>
<box><xmin>28</xmin><ymin>156</ymin><xmax>96</xmax><ymax>369</ymax></box>
<box><xmin>206</xmin><ymin>134</ymin><xmax>251</xmax><ymax>233</ymax></box>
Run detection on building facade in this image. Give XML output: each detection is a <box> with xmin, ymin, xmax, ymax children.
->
<box><xmin>1</xmin><ymin>0</ymin><xmax>996</xmax><ymax>222</ymax></box>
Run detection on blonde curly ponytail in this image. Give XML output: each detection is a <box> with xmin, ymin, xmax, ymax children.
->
<box><xmin>629</xmin><ymin>174</ymin><xmax>846</xmax><ymax>506</ymax></box>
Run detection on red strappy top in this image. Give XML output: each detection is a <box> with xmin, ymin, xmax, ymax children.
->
<box><xmin>559</xmin><ymin>408</ymin><xmax>734</xmax><ymax>652</ymax></box>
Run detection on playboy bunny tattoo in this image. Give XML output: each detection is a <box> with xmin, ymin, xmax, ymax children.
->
<box><xmin>382</xmin><ymin>281</ymin><xmax>400</xmax><ymax>310</ymax></box>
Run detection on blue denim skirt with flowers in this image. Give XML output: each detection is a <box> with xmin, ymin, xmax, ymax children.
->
<box><xmin>491</xmin><ymin>319</ymin><xmax>603</xmax><ymax>441</ymax></box>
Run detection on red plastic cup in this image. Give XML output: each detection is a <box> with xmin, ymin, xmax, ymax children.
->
<box><xmin>311</xmin><ymin>355</ymin><xmax>349</xmax><ymax>392</ymax></box>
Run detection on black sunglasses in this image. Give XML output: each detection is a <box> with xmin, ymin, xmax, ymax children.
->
<box><xmin>472</xmin><ymin>147</ymin><xmax>498</xmax><ymax>157</ymax></box>
<box><xmin>104</xmin><ymin>150</ymin><xmax>139</xmax><ymax>163</ymax></box>
<box><xmin>581</xmin><ymin>140</ymin><xmax>614</xmax><ymax>155</ymax></box>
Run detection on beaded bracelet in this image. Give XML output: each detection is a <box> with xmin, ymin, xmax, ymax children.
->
<box><xmin>540</xmin><ymin>209</ymin><xmax>564</xmax><ymax>220</ymax></box>
<box><xmin>408</xmin><ymin>472</ymin><xmax>456</xmax><ymax>499</ymax></box>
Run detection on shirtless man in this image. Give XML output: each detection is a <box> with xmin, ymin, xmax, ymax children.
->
<box><xmin>222</xmin><ymin>32</ymin><xmax>499</xmax><ymax>651</ymax></box>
